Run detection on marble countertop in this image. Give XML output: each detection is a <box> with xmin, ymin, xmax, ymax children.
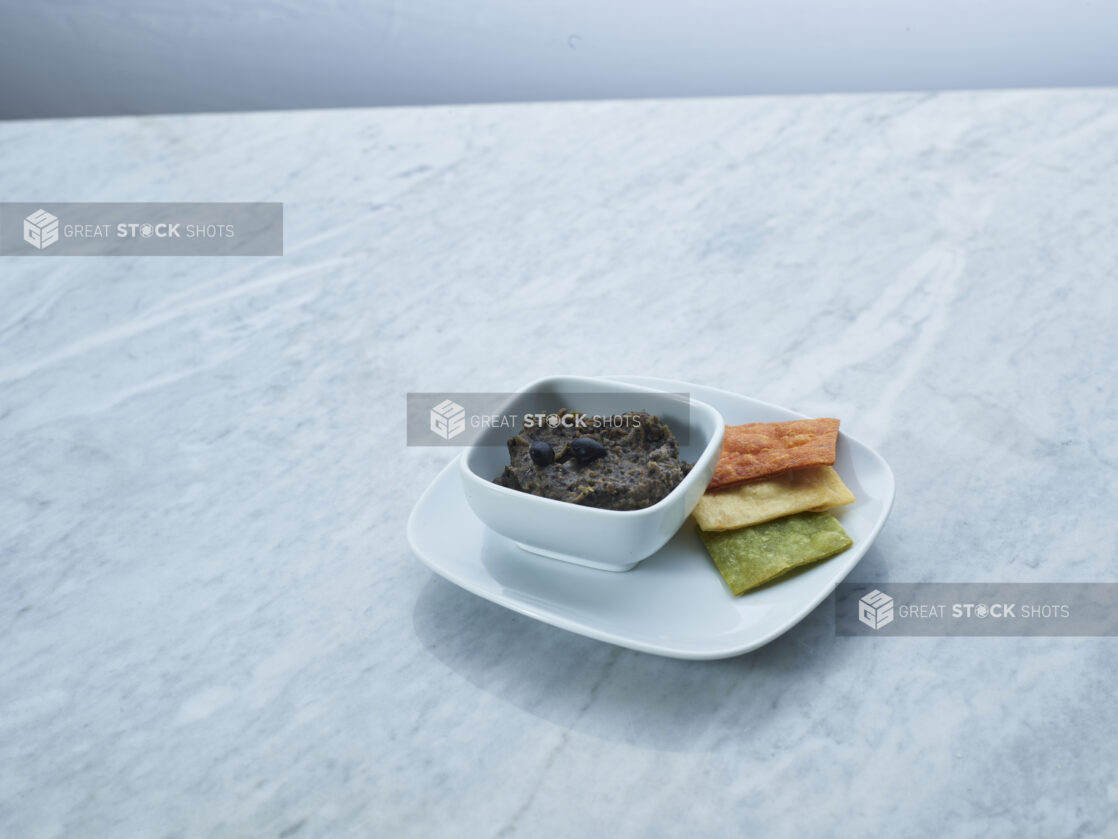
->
<box><xmin>2</xmin><ymin>89</ymin><xmax>1117</xmax><ymax>837</ymax></box>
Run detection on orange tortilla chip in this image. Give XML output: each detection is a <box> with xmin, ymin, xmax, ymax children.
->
<box><xmin>708</xmin><ymin>418</ymin><xmax>840</xmax><ymax>490</ymax></box>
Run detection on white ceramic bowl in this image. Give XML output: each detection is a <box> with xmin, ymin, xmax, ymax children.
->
<box><xmin>459</xmin><ymin>376</ymin><xmax>724</xmax><ymax>571</ymax></box>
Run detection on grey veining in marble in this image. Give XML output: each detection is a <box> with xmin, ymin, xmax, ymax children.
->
<box><xmin>2</xmin><ymin>89</ymin><xmax>1118</xmax><ymax>838</ymax></box>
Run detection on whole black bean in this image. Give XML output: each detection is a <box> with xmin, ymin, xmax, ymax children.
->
<box><xmin>529</xmin><ymin>440</ymin><xmax>555</xmax><ymax>466</ymax></box>
<box><xmin>569</xmin><ymin>437</ymin><xmax>607</xmax><ymax>465</ymax></box>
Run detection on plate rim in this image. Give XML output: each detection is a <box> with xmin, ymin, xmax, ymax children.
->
<box><xmin>407</xmin><ymin>376</ymin><xmax>896</xmax><ymax>659</ymax></box>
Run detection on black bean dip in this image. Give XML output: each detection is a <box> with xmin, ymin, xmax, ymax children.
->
<box><xmin>494</xmin><ymin>410</ymin><xmax>692</xmax><ymax>511</ymax></box>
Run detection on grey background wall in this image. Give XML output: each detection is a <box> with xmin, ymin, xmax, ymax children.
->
<box><xmin>2</xmin><ymin>0</ymin><xmax>1117</xmax><ymax>119</ymax></box>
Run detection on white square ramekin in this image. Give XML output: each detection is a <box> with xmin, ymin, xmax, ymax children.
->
<box><xmin>458</xmin><ymin>375</ymin><xmax>724</xmax><ymax>571</ymax></box>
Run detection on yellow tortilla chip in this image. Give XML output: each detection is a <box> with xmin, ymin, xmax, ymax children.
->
<box><xmin>692</xmin><ymin>466</ymin><xmax>855</xmax><ymax>531</ymax></box>
<box><xmin>699</xmin><ymin>512</ymin><xmax>853</xmax><ymax>596</ymax></box>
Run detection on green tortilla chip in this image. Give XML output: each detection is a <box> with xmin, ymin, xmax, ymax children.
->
<box><xmin>699</xmin><ymin>512</ymin><xmax>853</xmax><ymax>596</ymax></box>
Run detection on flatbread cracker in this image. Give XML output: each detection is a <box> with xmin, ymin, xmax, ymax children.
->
<box><xmin>692</xmin><ymin>466</ymin><xmax>854</xmax><ymax>531</ymax></box>
<box><xmin>699</xmin><ymin>511</ymin><xmax>853</xmax><ymax>596</ymax></box>
<box><xmin>708</xmin><ymin>418</ymin><xmax>840</xmax><ymax>490</ymax></box>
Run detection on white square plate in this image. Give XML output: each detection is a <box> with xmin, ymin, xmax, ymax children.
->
<box><xmin>406</xmin><ymin>376</ymin><xmax>895</xmax><ymax>659</ymax></box>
